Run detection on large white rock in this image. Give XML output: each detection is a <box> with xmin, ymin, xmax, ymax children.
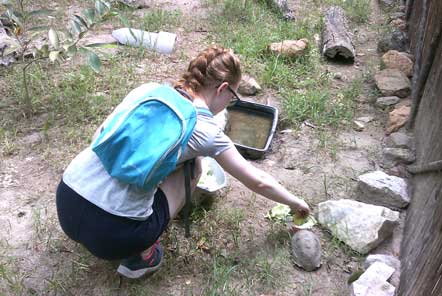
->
<box><xmin>357</xmin><ymin>171</ymin><xmax>409</xmax><ymax>209</ymax></box>
<box><xmin>351</xmin><ymin>262</ymin><xmax>396</xmax><ymax>296</ymax></box>
<box><xmin>317</xmin><ymin>199</ymin><xmax>400</xmax><ymax>254</ymax></box>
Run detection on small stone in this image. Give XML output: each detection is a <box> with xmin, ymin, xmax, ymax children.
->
<box><xmin>383</xmin><ymin>148</ymin><xmax>415</xmax><ymax>164</ymax></box>
<box><xmin>238</xmin><ymin>74</ymin><xmax>262</xmax><ymax>96</ymax></box>
<box><xmin>334</xmin><ymin>72</ymin><xmax>343</xmax><ymax>80</ymax></box>
<box><xmin>364</xmin><ymin>254</ymin><xmax>400</xmax><ymax>271</ymax></box>
<box><xmin>119</xmin><ymin>0</ymin><xmax>150</xmax><ymax>9</ymax></box>
<box><xmin>379</xmin><ymin>0</ymin><xmax>396</xmax><ymax>7</ymax></box>
<box><xmin>389</xmin><ymin>12</ymin><xmax>406</xmax><ymax>21</ymax></box>
<box><xmin>386</xmin><ymin>132</ymin><xmax>412</xmax><ymax>149</ymax></box>
<box><xmin>357</xmin><ymin>171</ymin><xmax>409</xmax><ymax>209</ymax></box>
<box><xmin>364</xmin><ymin>255</ymin><xmax>401</xmax><ymax>288</ymax></box>
<box><xmin>269</xmin><ymin>38</ymin><xmax>308</xmax><ymax>57</ymax></box>
<box><xmin>356</xmin><ymin>116</ymin><xmax>375</xmax><ymax>123</ymax></box>
<box><xmin>376</xmin><ymin>96</ymin><xmax>400</xmax><ymax>108</ymax></box>
<box><xmin>382</xmin><ymin>50</ymin><xmax>414</xmax><ymax>77</ymax></box>
<box><xmin>291</xmin><ymin>230</ymin><xmax>321</xmax><ymax>271</ymax></box>
<box><xmin>387</xmin><ymin>105</ymin><xmax>411</xmax><ymax>134</ymax></box>
<box><xmin>375</xmin><ymin>69</ymin><xmax>411</xmax><ymax>98</ymax></box>
<box><xmin>377</xmin><ymin>30</ymin><xmax>408</xmax><ymax>53</ymax></box>
<box><xmin>350</xmin><ymin>262</ymin><xmax>396</xmax><ymax>296</ymax></box>
<box><xmin>390</xmin><ymin>19</ymin><xmax>406</xmax><ymax>31</ymax></box>
<box><xmin>353</xmin><ymin>120</ymin><xmax>365</xmax><ymax>131</ymax></box>
<box><xmin>386</xmin><ymin>165</ymin><xmax>409</xmax><ymax>178</ymax></box>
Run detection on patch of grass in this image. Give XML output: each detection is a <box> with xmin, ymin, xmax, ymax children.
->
<box><xmin>316</xmin><ymin>131</ymin><xmax>340</xmax><ymax>160</ymax></box>
<box><xmin>156</xmin><ymin>203</ymin><xmax>292</xmax><ymax>294</ymax></box>
<box><xmin>200</xmin><ymin>247</ymin><xmax>291</xmax><ymax>295</ymax></box>
<box><xmin>0</xmin><ymin>128</ymin><xmax>17</xmax><ymax>156</ymax></box>
<box><xmin>321</xmin><ymin>0</ymin><xmax>371</xmax><ymax>24</ymax></box>
<box><xmin>0</xmin><ymin>259</ymin><xmax>27</xmax><ymax>295</ymax></box>
<box><xmin>1</xmin><ymin>63</ymin><xmax>51</xmax><ymax>121</ymax></box>
<box><xmin>1</xmin><ymin>55</ymin><xmax>140</xmax><ymax>148</ymax></box>
<box><xmin>202</xmin><ymin>256</ymin><xmax>240</xmax><ymax>295</ymax></box>
<box><xmin>141</xmin><ymin>9</ymin><xmax>182</xmax><ymax>32</ymax></box>
<box><xmin>206</xmin><ymin>0</ymin><xmax>360</xmax><ymax>129</ymax></box>
<box><xmin>283</xmin><ymin>76</ymin><xmax>361</xmax><ymax>128</ymax></box>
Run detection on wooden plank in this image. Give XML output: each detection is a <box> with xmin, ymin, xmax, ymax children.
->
<box><xmin>399</xmin><ymin>31</ymin><xmax>442</xmax><ymax>295</ymax></box>
<box><xmin>408</xmin><ymin>0</ymin><xmax>442</xmax><ymax>126</ymax></box>
<box><xmin>407</xmin><ymin>0</ymin><xmax>423</xmax><ymax>55</ymax></box>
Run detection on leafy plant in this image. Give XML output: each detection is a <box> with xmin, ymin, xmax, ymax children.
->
<box><xmin>0</xmin><ymin>0</ymin><xmax>126</xmax><ymax>116</ymax></box>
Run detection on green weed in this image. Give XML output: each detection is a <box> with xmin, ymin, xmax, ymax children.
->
<box><xmin>0</xmin><ymin>129</ymin><xmax>17</xmax><ymax>156</ymax></box>
<box><xmin>283</xmin><ymin>76</ymin><xmax>361</xmax><ymax>128</ymax></box>
<box><xmin>0</xmin><ymin>260</ymin><xmax>26</xmax><ymax>295</ymax></box>
<box><xmin>324</xmin><ymin>223</ymin><xmax>364</xmax><ymax>259</ymax></box>
<box><xmin>320</xmin><ymin>0</ymin><xmax>371</xmax><ymax>24</ymax></box>
<box><xmin>142</xmin><ymin>9</ymin><xmax>182</xmax><ymax>32</ymax></box>
<box><xmin>202</xmin><ymin>256</ymin><xmax>240</xmax><ymax>295</ymax></box>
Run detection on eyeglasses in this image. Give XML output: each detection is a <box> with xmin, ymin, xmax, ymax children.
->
<box><xmin>226</xmin><ymin>85</ymin><xmax>241</xmax><ymax>107</ymax></box>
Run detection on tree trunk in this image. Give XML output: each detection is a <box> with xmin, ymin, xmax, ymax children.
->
<box><xmin>322</xmin><ymin>6</ymin><xmax>355</xmax><ymax>60</ymax></box>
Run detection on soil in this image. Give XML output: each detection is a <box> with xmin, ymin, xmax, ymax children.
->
<box><xmin>0</xmin><ymin>0</ymin><xmax>406</xmax><ymax>295</ymax></box>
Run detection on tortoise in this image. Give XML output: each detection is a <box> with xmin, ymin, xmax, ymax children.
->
<box><xmin>291</xmin><ymin>230</ymin><xmax>321</xmax><ymax>271</ymax></box>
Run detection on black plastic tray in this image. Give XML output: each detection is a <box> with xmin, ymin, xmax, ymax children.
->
<box><xmin>226</xmin><ymin>100</ymin><xmax>278</xmax><ymax>159</ymax></box>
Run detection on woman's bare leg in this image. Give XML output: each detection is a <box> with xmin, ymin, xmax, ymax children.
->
<box><xmin>159</xmin><ymin>158</ymin><xmax>202</xmax><ymax>219</ymax></box>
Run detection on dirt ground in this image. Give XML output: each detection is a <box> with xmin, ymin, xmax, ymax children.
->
<box><xmin>0</xmin><ymin>0</ymin><xmax>403</xmax><ymax>295</ymax></box>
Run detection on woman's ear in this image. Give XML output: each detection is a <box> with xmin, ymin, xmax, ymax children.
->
<box><xmin>216</xmin><ymin>82</ymin><xmax>229</xmax><ymax>95</ymax></box>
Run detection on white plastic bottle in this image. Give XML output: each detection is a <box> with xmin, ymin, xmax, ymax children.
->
<box><xmin>112</xmin><ymin>28</ymin><xmax>177</xmax><ymax>54</ymax></box>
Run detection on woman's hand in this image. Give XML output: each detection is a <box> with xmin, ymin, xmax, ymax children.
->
<box><xmin>291</xmin><ymin>198</ymin><xmax>310</xmax><ymax>219</ymax></box>
<box><xmin>216</xmin><ymin>147</ymin><xmax>312</xmax><ymax>219</ymax></box>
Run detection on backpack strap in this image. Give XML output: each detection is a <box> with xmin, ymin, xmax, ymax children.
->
<box><xmin>174</xmin><ymin>87</ymin><xmax>213</xmax><ymax>237</ymax></box>
<box><xmin>183</xmin><ymin>159</ymin><xmax>195</xmax><ymax>237</ymax></box>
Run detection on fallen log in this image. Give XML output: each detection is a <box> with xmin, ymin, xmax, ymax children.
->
<box><xmin>322</xmin><ymin>6</ymin><xmax>356</xmax><ymax>60</ymax></box>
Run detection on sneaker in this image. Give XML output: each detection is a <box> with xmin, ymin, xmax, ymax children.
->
<box><xmin>117</xmin><ymin>241</ymin><xmax>163</xmax><ymax>279</ymax></box>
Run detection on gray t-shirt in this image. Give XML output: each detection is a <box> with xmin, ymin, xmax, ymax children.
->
<box><xmin>63</xmin><ymin>83</ymin><xmax>233</xmax><ymax>220</ymax></box>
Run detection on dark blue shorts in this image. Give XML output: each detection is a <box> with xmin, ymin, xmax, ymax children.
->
<box><xmin>56</xmin><ymin>180</ymin><xmax>170</xmax><ymax>260</ymax></box>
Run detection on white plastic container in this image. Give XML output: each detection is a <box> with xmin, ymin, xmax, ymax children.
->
<box><xmin>193</xmin><ymin>157</ymin><xmax>227</xmax><ymax>206</ymax></box>
<box><xmin>197</xmin><ymin>157</ymin><xmax>227</xmax><ymax>193</ymax></box>
<box><xmin>111</xmin><ymin>28</ymin><xmax>177</xmax><ymax>54</ymax></box>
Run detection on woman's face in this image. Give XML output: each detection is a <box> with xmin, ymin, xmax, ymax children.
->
<box><xmin>210</xmin><ymin>82</ymin><xmax>240</xmax><ymax>115</ymax></box>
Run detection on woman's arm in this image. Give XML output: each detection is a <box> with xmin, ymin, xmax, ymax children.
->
<box><xmin>215</xmin><ymin>146</ymin><xmax>310</xmax><ymax>217</ymax></box>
